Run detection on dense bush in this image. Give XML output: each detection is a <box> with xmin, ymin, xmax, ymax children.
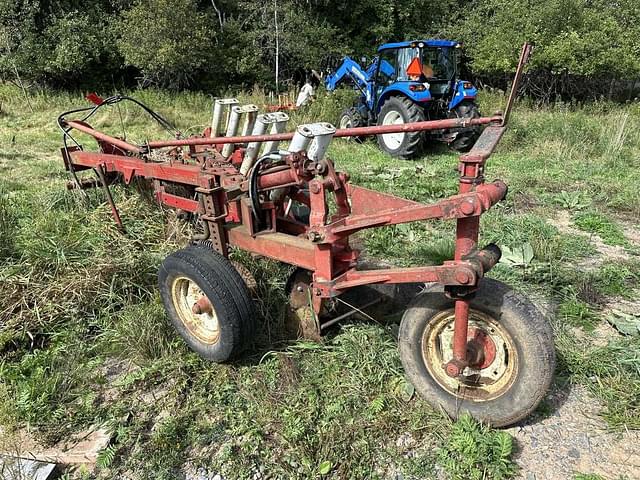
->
<box><xmin>1</xmin><ymin>0</ymin><xmax>639</xmax><ymax>98</ymax></box>
<box><xmin>451</xmin><ymin>0</ymin><xmax>640</xmax><ymax>100</ymax></box>
<box><xmin>0</xmin><ymin>1</ymin><xmax>122</xmax><ymax>87</ymax></box>
<box><xmin>117</xmin><ymin>0</ymin><xmax>218</xmax><ymax>88</ymax></box>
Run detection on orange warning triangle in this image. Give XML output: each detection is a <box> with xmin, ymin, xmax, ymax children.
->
<box><xmin>406</xmin><ymin>57</ymin><xmax>423</xmax><ymax>77</ymax></box>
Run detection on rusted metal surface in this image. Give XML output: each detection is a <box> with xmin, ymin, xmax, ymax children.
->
<box><xmin>171</xmin><ymin>276</ymin><xmax>220</xmax><ymax>345</ymax></box>
<box><xmin>95</xmin><ymin>164</ymin><xmax>124</xmax><ymax>231</ymax></box>
<box><xmin>422</xmin><ymin>309</ymin><xmax>519</xmax><ymax>399</ymax></box>
<box><xmin>141</xmin><ymin>115</ymin><xmax>503</xmax><ymax>149</ymax></box>
<box><xmin>227</xmin><ymin>225</ymin><xmax>317</xmax><ymax>271</ymax></box>
<box><xmin>286</xmin><ymin>269</ymin><xmax>322</xmax><ymax>340</ymax></box>
<box><xmin>332</xmin><ymin>264</ymin><xmax>478</xmax><ymax>291</ymax></box>
<box><xmin>502</xmin><ymin>42</ymin><xmax>532</xmax><ymax>127</ymax></box>
<box><xmin>64</xmin><ymin>120</ymin><xmax>143</xmax><ymax>153</ymax></box>
<box><xmin>448</xmin><ymin>299</ymin><xmax>471</xmax><ymax>376</ymax></box>
<box><xmin>331</xmin><ymin>181</ymin><xmax>507</xmax><ymax>239</ymax></box>
<box><xmin>61</xmin><ymin>124</ymin><xmax>507</xmax><ymax>305</ymax></box>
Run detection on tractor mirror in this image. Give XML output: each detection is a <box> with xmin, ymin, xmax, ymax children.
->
<box><xmin>361</xmin><ymin>56</ymin><xmax>368</xmax><ymax>65</ymax></box>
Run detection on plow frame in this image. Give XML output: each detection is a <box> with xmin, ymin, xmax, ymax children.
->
<box><xmin>59</xmin><ymin>43</ymin><xmax>532</xmax><ymax>378</ymax></box>
<box><xmin>61</xmin><ymin>119</ymin><xmax>506</xmax><ymax>377</ymax></box>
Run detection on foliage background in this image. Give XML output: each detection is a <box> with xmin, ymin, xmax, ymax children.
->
<box><xmin>1</xmin><ymin>0</ymin><xmax>639</xmax><ymax>98</ymax></box>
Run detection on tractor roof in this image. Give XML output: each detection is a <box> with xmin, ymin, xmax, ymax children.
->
<box><xmin>377</xmin><ymin>40</ymin><xmax>459</xmax><ymax>51</ymax></box>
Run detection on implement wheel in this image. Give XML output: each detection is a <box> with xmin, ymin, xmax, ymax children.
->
<box><xmin>398</xmin><ymin>278</ymin><xmax>554</xmax><ymax>427</ymax></box>
<box><xmin>158</xmin><ymin>245</ymin><xmax>256</xmax><ymax>362</ymax></box>
<box><xmin>376</xmin><ymin>96</ymin><xmax>425</xmax><ymax>159</ymax></box>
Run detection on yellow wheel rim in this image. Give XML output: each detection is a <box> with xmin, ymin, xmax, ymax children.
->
<box><xmin>422</xmin><ymin>309</ymin><xmax>519</xmax><ymax>402</ymax></box>
<box><xmin>170</xmin><ymin>276</ymin><xmax>220</xmax><ymax>345</ymax></box>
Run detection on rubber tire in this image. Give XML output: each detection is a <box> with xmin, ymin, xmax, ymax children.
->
<box><xmin>398</xmin><ymin>278</ymin><xmax>555</xmax><ymax>427</ymax></box>
<box><xmin>158</xmin><ymin>245</ymin><xmax>257</xmax><ymax>362</ymax></box>
<box><xmin>338</xmin><ymin>107</ymin><xmax>365</xmax><ymax>143</ymax></box>
<box><xmin>449</xmin><ymin>101</ymin><xmax>481</xmax><ymax>152</ymax></box>
<box><xmin>376</xmin><ymin>96</ymin><xmax>425</xmax><ymax>159</ymax></box>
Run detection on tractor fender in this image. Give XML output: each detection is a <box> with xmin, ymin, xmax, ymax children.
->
<box><xmin>376</xmin><ymin>84</ymin><xmax>431</xmax><ymax>114</ymax></box>
<box><xmin>449</xmin><ymin>80</ymin><xmax>478</xmax><ymax>110</ymax></box>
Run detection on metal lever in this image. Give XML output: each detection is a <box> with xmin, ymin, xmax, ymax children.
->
<box><xmin>501</xmin><ymin>42</ymin><xmax>533</xmax><ymax>127</ymax></box>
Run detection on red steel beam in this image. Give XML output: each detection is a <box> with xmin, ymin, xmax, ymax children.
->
<box><xmin>328</xmin><ymin>181</ymin><xmax>507</xmax><ymax>237</ymax></box>
<box><xmin>64</xmin><ymin>120</ymin><xmax>144</xmax><ymax>154</ymax></box>
<box><xmin>69</xmin><ymin>151</ymin><xmax>213</xmax><ymax>186</ymax></box>
<box><xmin>332</xmin><ymin>264</ymin><xmax>477</xmax><ymax>290</ymax></box>
<box><xmin>227</xmin><ymin>225</ymin><xmax>317</xmax><ymax>271</ymax></box>
<box><xmin>145</xmin><ymin>115</ymin><xmax>503</xmax><ymax>149</ymax></box>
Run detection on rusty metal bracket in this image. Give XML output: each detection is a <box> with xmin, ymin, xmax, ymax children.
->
<box><xmin>502</xmin><ymin>42</ymin><xmax>533</xmax><ymax>127</ymax></box>
<box><xmin>95</xmin><ymin>164</ymin><xmax>124</xmax><ymax>232</ymax></box>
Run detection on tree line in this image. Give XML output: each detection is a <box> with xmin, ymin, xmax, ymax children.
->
<box><xmin>1</xmin><ymin>0</ymin><xmax>639</xmax><ymax>100</ymax></box>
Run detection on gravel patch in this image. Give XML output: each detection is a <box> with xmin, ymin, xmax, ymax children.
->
<box><xmin>509</xmin><ymin>384</ymin><xmax>640</xmax><ymax>479</ymax></box>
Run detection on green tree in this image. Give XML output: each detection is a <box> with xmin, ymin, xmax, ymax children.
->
<box><xmin>452</xmin><ymin>0</ymin><xmax>640</xmax><ymax>77</ymax></box>
<box><xmin>0</xmin><ymin>0</ymin><xmax>123</xmax><ymax>87</ymax></box>
<box><xmin>116</xmin><ymin>0</ymin><xmax>218</xmax><ymax>88</ymax></box>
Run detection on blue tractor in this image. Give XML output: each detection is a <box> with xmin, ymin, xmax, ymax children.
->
<box><xmin>325</xmin><ymin>40</ymin><xmax>481</xmax><ymax>159</ymax></box>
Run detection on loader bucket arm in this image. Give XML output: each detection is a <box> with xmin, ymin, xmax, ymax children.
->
<box><xmin>324</xmin><ymin>56</ymin><xmax>371</xmax><ymax>91</ymax></box>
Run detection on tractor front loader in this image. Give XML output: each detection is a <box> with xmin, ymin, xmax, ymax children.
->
<box><xmin>58</xmin><ymin>44</ymin><xmax>554</xmax><ymax>427</ymax></box>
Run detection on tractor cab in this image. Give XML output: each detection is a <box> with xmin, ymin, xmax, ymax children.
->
<box><xmin>374</xmin><ymin>40</ymin><xmax>476</xmax><ymax>111</ymax></box>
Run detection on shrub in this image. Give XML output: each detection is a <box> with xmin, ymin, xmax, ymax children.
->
<box><xmin>116</xmin><ymin>0</ymin><xmax>218</xmax><ymax>88</ymax></box>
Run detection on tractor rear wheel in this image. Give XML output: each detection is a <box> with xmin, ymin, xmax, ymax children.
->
<box><xmin>376</xmin><ymin>96</ymin><xmax>425</xmax><ymax>159</ymax></box>
<box><xmin>398</xmin><ymin>278</ymin><xmax>554</xmax><ymax>427</ymax></box>
<box><xmin>338</xmin><ymin>107</ymin><xmax>365</xmax><ymax>142</ymax></box>
<box><xmin>448</xmin><ymin>101</ymin><xmax>481</xmax><ymax>152</ymax></box>
<box><xmin>158</xmin><ymin>245</ymin><xmax>257</xmax><ymax>362</ymax></box>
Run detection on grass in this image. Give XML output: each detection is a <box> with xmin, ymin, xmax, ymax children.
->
<box><xmin>0</xmin><ymin>82</ymin><xmax>639</xmax><ymax>479</ymax></box>
<box><xmin>573</xmin><ymin>211</ymin><xmax>627</xmax><ymax>246</ymax></box>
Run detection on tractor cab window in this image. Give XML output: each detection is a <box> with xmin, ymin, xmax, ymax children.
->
<box><xmin>377</xmin><ymin>50</ymin><xmax>398</xmax><ymax>85</ymax></box>
<box><xmin>396</xmin><ymin>47</ymin><xmax>420</xmax><ymax>81</ymax></box>
<box><xmin>421</xmin><ymin>47</ymin><xmax>456</xmax><ymax>81</ymax></box>
<box><xmin>391</xmin><ymin>46</ymin><xmax>456</xmax><ymax>82</ymax></box>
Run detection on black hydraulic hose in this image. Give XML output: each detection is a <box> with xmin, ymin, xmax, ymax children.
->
<box><xmin>248</xmin><ymin>152</ymin><xmax>283</xmax><ymax>222</ymax></box>
<box><xmin>57</xmin><ymin>95</ymin><xmax>181</xmax><ymax>153</ymax></box>
<box><xmin>58</xmin><ymin>95</ymin><xmax>181</xmax><ymax>197</ymax></box>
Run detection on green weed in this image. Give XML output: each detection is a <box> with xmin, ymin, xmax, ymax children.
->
<box><xmin>573</xmin><ymin>474</ymin><xmax>606</xmax><ymax>480</ymax></box>
<box><xmin>437</xmin><ymin>414</ymin><xmax>517</xmax><ymax>480</ymax></box>
<box><xmin>592</xmin><ymin>262</ymin><xmax>640</xmax><ymax>298</ymax></box>
<box><xmin>574</xmin><ymin>211</ymin><xmax>627</xmax><ymax>246</ymax></box>
<box><xmin>558</xmin><ymin>297</ymin><xmax>598</xmax><ymax>331</ymax></box>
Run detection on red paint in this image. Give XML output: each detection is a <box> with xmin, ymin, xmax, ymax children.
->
<box><xmin>64</xmin><ymin>120</ymin><xmax>143</xmax><ymax>154</ymax></box>
<box><xmin>453</xmin><ymin>299</ymin><xmax>471</xmax><ymax>364</ymax></box>
<box><xmin>86</xmin><ymin>93</ymin><xmax>105</xmax><ymax>105</ymax></box>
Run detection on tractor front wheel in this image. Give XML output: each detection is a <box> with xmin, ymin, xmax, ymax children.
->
<box><xmin>338</xmin><ymin>107</ymin><xmax>365</xmax><ymax>142</ymax></box>
<box><xmin>376</xmin><ymin>96</ymin><xmax>425</xmax><ymax>159</ymax></box>
<box><xmin>398</xmin><ymin>278</ymin><xmax>554</xmax><ymax>427</ymax></box>
<box><xmin>158</xmin><ymin>245</ymin><xmax>257</xmax><ymax>362</ymax></box>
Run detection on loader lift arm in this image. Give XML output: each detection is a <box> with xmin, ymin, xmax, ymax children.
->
<box><xmin>323</xmin><ymin>55</ymin><xmax>397</xmax><ymax>92</ymax></box>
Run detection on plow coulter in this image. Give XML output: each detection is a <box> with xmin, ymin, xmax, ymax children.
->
<box><xmin>58</xmin><ymin>44</ymin><xmax>554</xmax><ymax>426</ymax></box>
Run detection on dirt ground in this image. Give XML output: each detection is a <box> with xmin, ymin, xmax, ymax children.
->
<box><xmin>509</xmin><ymin>384</ymin><xmax>640</xmax><ymax>479</ymax></box>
